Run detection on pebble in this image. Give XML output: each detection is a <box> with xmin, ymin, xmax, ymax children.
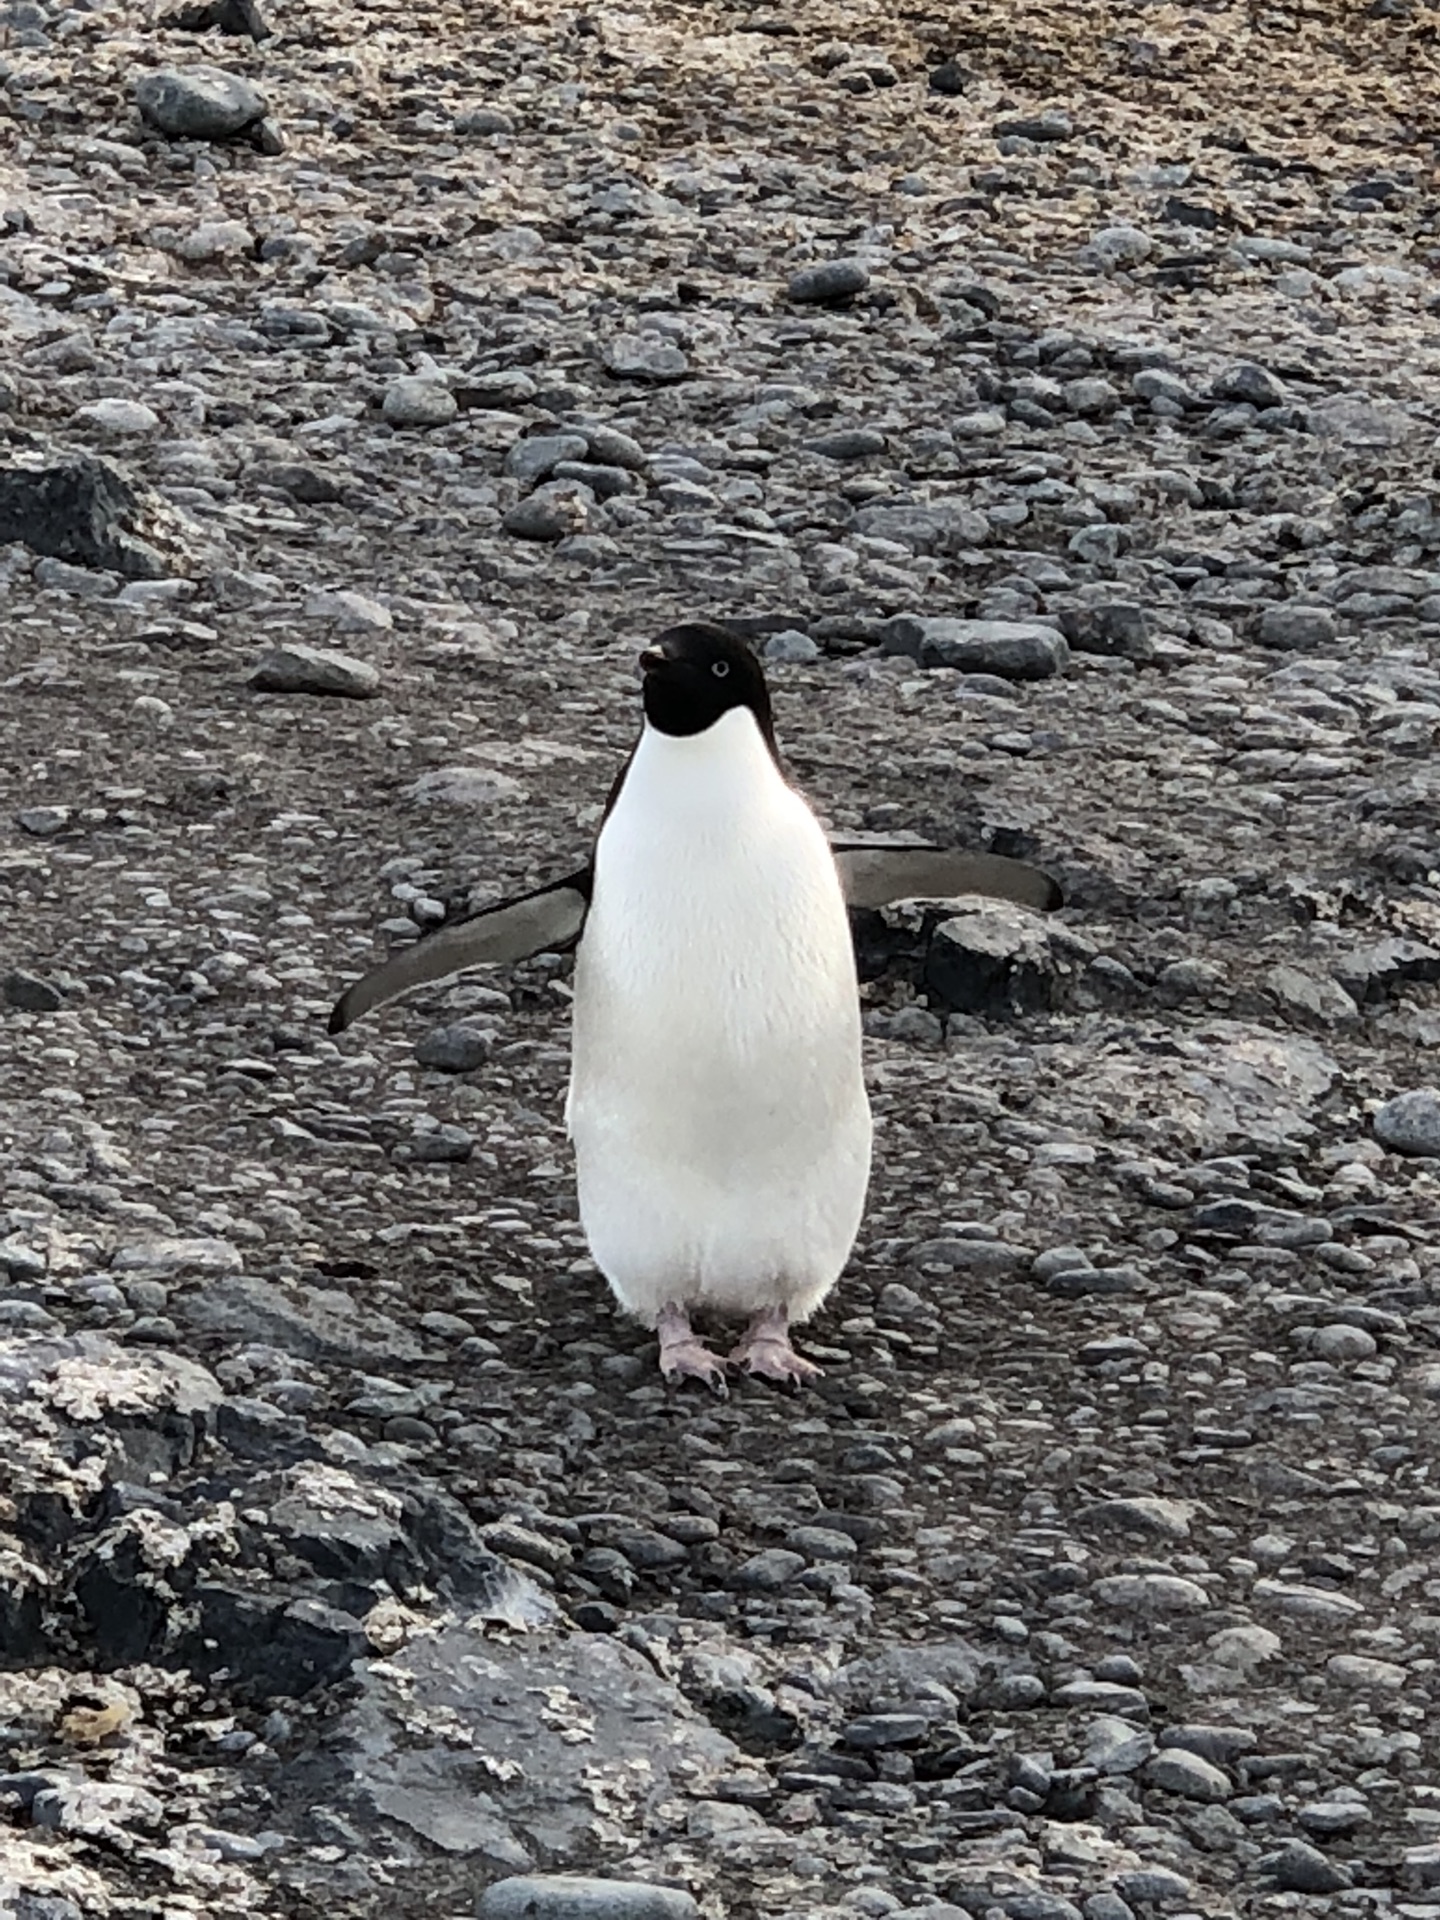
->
<box><xmin>1373</xmin><ymin>1088</ymin><xmax>1440</xmax><ymax>1156</ymax></box>
<box><xmin>603</xmin><ymin>336</ymin><xmax>690</xmax><ymax>382</ymax></box>
<box><xmin>885</xmin><ymin>617</ymin><xmax>1069</xmax><ymax>681</ymax></box>
<box><xmin>1144</xmin><ymin>1748</ymin><xmax>1231</xmax><ymax>1802</ymax></box>
<box><xmin>763</xmin><ymin>629</ymin><xmax>820</xmax><ymax>664</ymax></box>
<box><xmin>503</xmin><ymin>482</ymin><xmax>594</xmax><ymax>541</ymax></box>
<box><xmin>3</xmin><ymin>971</ymin><xmax>64</xmax><ymax>1012</ymax></box>
<box><xmin>1092</xmin><ymin>1573</ymin><xmax>1209</xmax><ymax>1614</ymax></box>
<box><xmin>1270</xmin><ymin>1840</ymin><xmax>1351</xmax><ymax>1895</ymax></box>
<box><xmin>72</xmin><ymin>398</ymin><xmax>159</xmax><ymax>436</ymax></box>
<box><xmin>382</xmin><ymin>377</ymin><xmax>458</xmax><ymax>429</ymax></box>
<box><xmin>1257</xmin><ymin>604</ymin><xmax>1338</xmax><ymax>650</ymax></box>
<box><xmin>135</xmin><ymin>65</ymin><xmax>266</xmax><ymax>138</ymax></box>
<box><xmin>477</xmin><ymin>1878</ymin><xmax>699</xmax><ymax>1920</ymax></box>
<box><xmin>1326</xmin><ymin>1653</ymin><xmax>1407</xmax><ymax>1690</ymax></box>
<box><xmin>787</xmin><ymin>259</ymin><xmax>870</xmax><ymax>304</ymax></box>
<box><xmin>1310</xmin><ymin>1322</ymin><xmax>1377</xmax><ymax>1362</ymax></box>
<box><xmin>415</xmin><ymin>1025</ymin><xmax>493</xmax><ymax>1072</ymax></box>
<box><xmin>248</xmin><ymin>644</ymin><xmax>380</xmax><ymax>698</ymax></box>
<box><xmin>505</xmin><ymin>433</ymin><xmax>590</xmax><ymax>482</ymax></box>
<box><xmin>735</xmin><ymin>1549</ymin><xmax>806</xmax><ymax>1590</ymax></box>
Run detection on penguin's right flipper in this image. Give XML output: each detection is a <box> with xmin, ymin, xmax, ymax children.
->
<box><xmin>329</xmin><ymin>872</ymin><xmax>591</xmax><ymax>1035</ymax></box>
<box><xmin>834</xmin><ymin>839</ymin><xmax>1062</xmax><ymax>914</ymax></box>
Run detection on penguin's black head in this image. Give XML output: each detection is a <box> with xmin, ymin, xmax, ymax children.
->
<box><xmin>638</xmin><ymin>621</ymin><xmax>775</xmax><ymax>745</ymax></box>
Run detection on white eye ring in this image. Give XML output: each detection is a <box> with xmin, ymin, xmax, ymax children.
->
<box><xmin>712</xmin><ymin>660</ymin><xmax>730</xmax><ymax>678</ymax></box>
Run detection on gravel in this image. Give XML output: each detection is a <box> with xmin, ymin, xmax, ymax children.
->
<box><xmin>3</xmin><ymin>2</ymin><xmax>1440</xmax><ymax>1917</ymax></box>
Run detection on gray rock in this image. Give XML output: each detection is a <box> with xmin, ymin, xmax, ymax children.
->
<box><xmin>884</xmin><ymin>616</ymin><xmax>1067</xmax><ymax>680</ymax></box>
<box><xmin>1310</xmin><ymin>1322</ymin><xmax>1377</xmax><ymax>1362</ymax></box>
<box><xmin>1093</xmin><ymin>1573</ymin><xmax>1208</xmax><ymax>1615</ymax></box>
<box><xmin>15</xmin><ymin>805</ymin><xmax>70</xmax><ymax>836</ymax></box>
<box><xmin>1076</xmin><ymin>1497</ymin><xmax>1192</xmax><ymax>1541</ymax></box>
<box><xmin>405</xmin><ymin>1124</ymin><xmax>475</xmax><ymax>1163</ymax></box>
<box><xmin>415</xmin><ymin>1025</ymin><xmax>494</xmax><ymax>1072</ymax></box>
<box><xmin>179</xmin><ymin>1275</ymin><xmax>423</xmax><ymax>1362</ymax></box>
<box><xmin>478</xmin><ymin>1882</ymin><xmax>698</xmax><ymax>1920</ymax></box>
<box><xmin>1132</xmin><ymin>367</ymin><xmax>1195</xmax><ymax>408</ymax></box>
<box><xmin>1373</xmin><ymin>1088</ymin><xmax>1440</xmax><ymax>1156</ymax></box>
<box><xmin>787</xmin><ymin>259</ymin><xmax>869</xmax><ymax>304</ymax></box>
<box><xmin>582</xmin><ymin>424</ymin><xmax>648</xmax><ymax>469</ymax></box>
<box><xmin>1264</xmin><ymin>963</ymin><xmax>1358</xmax><ymax>1027</ymax></box>
<box><xmin>0</xmin><ymin>456</ymin><xmax>169</xmax><ymax>578</ymax></box>
<box><xmin>853</xmin><ymin>501</ymin><xmax>989</xmax><ymax>554</ymax></box>
<box><xmin>1298</xmin><ymin>1797</ymin><xmax>1370</xmax><ymax>1833</ymax></box>
<box><xmin>503</xmin><ymin>481</ymin><xmax>594</xmax><ymax>541</ymax></box>
<box><xmin>1082</xmin><ymin>1716</ymin><xmax>1153</xmax><ymax>1774</ymax></box>
<box><xmin>735</xmin><ymin>1548</ymin><xmax>806</xmax><ymax>1590</ymax></box>
<box><xmin>925</xmin><ymin>903</ymin><xmax>1072</xmax><ymax>1017</ymax></box>
<box><xmin>807</xmin><ymin>428</ymin><xmax>887</xmax><ymax>460</ymax></box>
<box><xmin>602</xmin><ymin>335</ymin><xmax>689</xmax><ymax>382</ymax></box>
<box><xmin>762</xmin><ymin>629</ymin><xmax>819</xmax><ymax>664</ymax></box>
<box><xmin>1084</xmin><ymin>225</ymin><xmax>1153</xmax><ymax>267</ymax></box>
<box><xmin>1115</xmin><ymin>1870</ymin><xmax>1189</xmax><ymax>1905</ymax></box>
<box><xmin>1212</xmin><ymin>360</ymin><xmax>1288</xmax><ymax>407</ymax></box>
<box><xmin>1157</xmin><ymin>1723</ymin><xmax>1255</xmax><ymax>1763</ymax></box>
<box><xmin>135</xmin><ymin>66</ymin><xmax>266</xmax><ymax>139</ymax></box>
<box><xmin>504</xmin><ymin>433</ymin><xmax>590</xmax><ymax>482</ymax></box>
<box><xmin>382</xmin><ymin>377</ymin><xmax>457</xmax><ymax>428</ymax></box>
<box><xmin>455</xmin><ymin>106</ymin><xmax>515</xmax><ymax>135</ymax></box>
<box><xmin>248</xmin><ymin>644</ymin><xmax>380</xmax><ymax>698</ymax></box>
<box><xmin>1270</xmin><ymin>1840</ymin><xmax>1351</xmax><ymax>1894</ymax></box>
<box><xmin>1404</xmin><ymin>1844</ymin><xmax>1440</xmax><ymax>1888</ymax></box>
<box><xmin>1145</xmin><ymin>1747</ymin><xmax>1230</xmax><ymax>1801</ymax></box>
<box><xmin>1257</xmin><ymin>604</ymin><xmax>1338</xmax><ymax>649</ymax></box>
<box><xmin>908</xmin><ymin>1238</ymin><xmax>1027</xmax><ymax>1275</ymax></box>
<box><xmin>4</xmin><ymin>970</ymin><xmax>63</xmax><ymax>1012</ymax></box>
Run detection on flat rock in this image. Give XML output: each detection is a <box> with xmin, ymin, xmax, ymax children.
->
<box><xmin>883</xmin><ymin>616</ymin><xmax>1068</xmax><ymax>679</ymax></box>
<box><xmin>248</xmin><ymin>644</ymin><xmax>380</xmax><ymax>697</ymax></box>
<box><xmin>478</xmin><ymin>1881</ymin><xmax>699</xmax><ymax>1920</ymax></box>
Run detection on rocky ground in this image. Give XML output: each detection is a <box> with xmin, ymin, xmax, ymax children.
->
<box><xmin>4</xmin><ymin>0</ymin><xmax>1440</xmax><ymax>1915</ymax></box>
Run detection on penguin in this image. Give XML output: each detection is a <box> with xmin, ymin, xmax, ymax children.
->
<box><xmin>330</xmin><ymin>622</ymin><xmax>1061</xmax><ymax>1392</ymax></box>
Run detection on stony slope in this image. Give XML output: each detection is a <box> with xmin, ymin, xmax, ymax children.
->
<box><xmin>3</xmin><ymin>1</ymin><xmax>1440</xmax><ymax>1916</ymax></box>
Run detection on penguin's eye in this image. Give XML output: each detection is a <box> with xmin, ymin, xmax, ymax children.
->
<box><xmin>711</xmin><ymin>660</ymin><xmax>730</xmax><ymax>679</ymax></box>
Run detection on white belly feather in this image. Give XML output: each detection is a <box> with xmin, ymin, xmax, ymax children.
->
<box><xmin>567</xmin><ymin>709</ymin><xmax>872</xmax><ymax>1325</ymax></box>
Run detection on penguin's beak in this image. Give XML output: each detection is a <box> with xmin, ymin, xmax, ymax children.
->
<box><xmin>638</xmin><ymin>645</ymin><xmax>668</xmax><ymax>676</ymax></box>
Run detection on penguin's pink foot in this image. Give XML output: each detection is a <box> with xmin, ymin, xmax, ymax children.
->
<box><xmin>656</xmin><ymin>1303</ymin><xmax>729</xmax><ymax>1397</ymax></box>
<box><xmin>728</xmin><ymin>1306</ymin><xmax>823</xmax><ymax>1390</ymax></box>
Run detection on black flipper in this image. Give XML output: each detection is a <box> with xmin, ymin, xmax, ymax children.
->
<box><xmin>833</xmin><ymin>838</ymin><xmax>1062</xmax><ymax>913</ymax></box>
<box><xmin>328</xmin><ymin>871</ymin><xmax>591</xmax><ymax>1034</ymax></box>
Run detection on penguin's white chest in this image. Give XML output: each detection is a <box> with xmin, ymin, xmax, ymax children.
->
<box><xmin>567</xmin><ymin>710</ymin><xmax>872</xmax><ymax>1325</ymax></box>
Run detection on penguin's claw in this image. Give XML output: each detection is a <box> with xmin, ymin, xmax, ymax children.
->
<box><xmin>655</xmin><ymin>1304</ymin><xmax>729</xmax><ymax>1397</ymax></box>
<box><xmin>727</xmin><ymin>1319</ymin><xmax>824</xmax><ymax>1391</ymax></box>
<box><xmin>659</xmin><ymin>1338</ymin><xmax>730</xmax><ymax>1397</ymax></box>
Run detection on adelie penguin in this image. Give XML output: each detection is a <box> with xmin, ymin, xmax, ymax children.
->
<box><xmin>331</xmin><ymin>622</ymin><xmax>1061</xmax><ymax>1393</ymax></box>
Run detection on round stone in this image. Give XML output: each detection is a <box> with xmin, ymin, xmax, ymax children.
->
<box><xmin>1374</xmin><ymin>1088</ymin><xmax>1440</xmax><ymax>1156</ymax></box>
<box><xmin>73</xmin><ymin>398</ymin><xmax>159</xmax><ymax>436</ymax></box>
<box><xmin>383</xmin><ymin>378</ymin><xmax>458</xmax><ymax>428</ymax></box>
<box><xmin>135</xmin><ymin>66</ymin><xmax>266</xmax><ymax>139</ymax></box>
<box><xmin>787</xmin><ymin>259</ymin><xmax>870</xmax><ymax>304</ymax></box>
<box><xmin>1311</xmin><ymin>1322</ymin><xmax>1378</xmax><ymax>1363</ymax></box>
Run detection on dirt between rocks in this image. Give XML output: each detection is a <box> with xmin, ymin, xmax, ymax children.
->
<box><xmin>3</xmin><ymin>0</ymin><xmax>1440</xmax><ymax>1916</ymax></box>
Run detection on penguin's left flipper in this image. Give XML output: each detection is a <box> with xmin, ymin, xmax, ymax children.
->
<box><xmin>833</xmin><ymin>839</ymin><xmax>1062</xmax><ymax>914</ymax></box>
<box><xmin>329</xmin><ymin>871</ymin><xmax>591</xmax><ymax>1035</ymax></box>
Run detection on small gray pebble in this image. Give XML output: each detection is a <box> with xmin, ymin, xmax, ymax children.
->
<box><xmin>1374</xmin><ymin>1088</ymin><xmax>1440</xmax><ymax>1156</ymax></box>
<box><xmin>1270</xmin><ymin>1840</ymin><xmax>1351</xmax><ymax>1894</ymax></box>
<box><xmin>787</xmin><ymin>258</ymin><xmax>870</xmax><ymax>304</ymax></box>
<box><xmin>415</xmin><ymin>1025</ymin><xmax>494</xmax><ymax>1073</ymax></box>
